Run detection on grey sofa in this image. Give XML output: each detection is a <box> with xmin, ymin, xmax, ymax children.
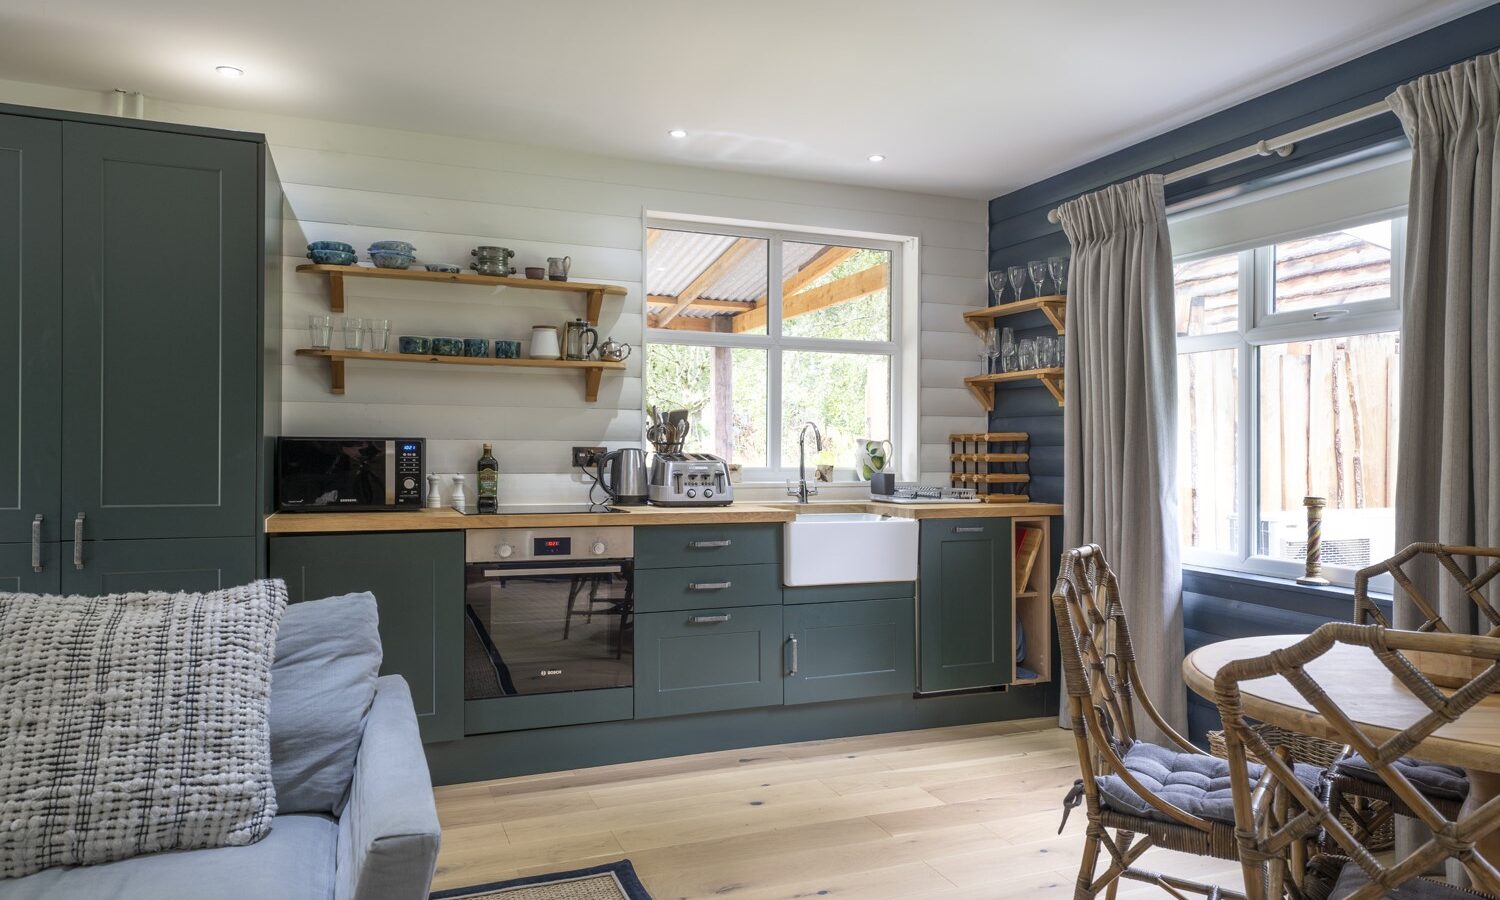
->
<box><xmin>0</xmin><ymin>593</ymin><xmax>441</xmax><ymax>900</ymax></box>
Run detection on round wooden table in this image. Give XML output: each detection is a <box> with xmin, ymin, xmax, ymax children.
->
<box><xmin>1184</xmin><ymin>634</ymin><xmax>1500</xmax><ymax>866</ymax></box>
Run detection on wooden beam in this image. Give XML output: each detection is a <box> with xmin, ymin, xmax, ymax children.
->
<box><xmin>655</xmin><ymin>237</ymin><xmax>759</xmax><ymax>327</ymax></box>
<box><xmin>648</xmin><ymin>313</ymin><xmax>714</xmax><ymax>332</ymax></box>
<box><xmin>647</xmin><ymin>295</ymin><xmax>756</xmax><ymax>312</ymax></box>
<box><xmin>744</xmin><ymin>246</ymin><xmax>859</xmax><ymax>312</ymax></box>
<box><xmin>732</xmin><ymin>263</ymin><xmax>889</xmax><ymax>334</ymax></box>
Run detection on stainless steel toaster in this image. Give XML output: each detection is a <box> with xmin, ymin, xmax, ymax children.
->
<box><xmin>647</xmin><ymin>453</ymin><xmax>734</xmax><ymax>506</ymax></box>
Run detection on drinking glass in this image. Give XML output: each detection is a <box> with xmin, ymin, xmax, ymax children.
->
<box><xmin>1008</xmin><ymin>265</ymin><xmax>1028</xmax><ymax>300</ymax></box>
<box><xmin>987</xmin><ymin>270</ymin><xmax>1008</xmax><ymax>303</ymax></box>
<box><xmin>341</xmin><ymin>317</ymin><xmax>365</xmax><ymax>351</ymax></box>
<box><xmin>1018</xmin><ymin>337</ymin><xmax>1037</xmax><ymax>370</ymax></box>
<box><xmin>983</xmin><ymin>328</ymin><xmax>1000</xmax><ymax>374</ymax></box>
<box><xmin>367</xmin><ymin>319</ymin><xmax>391</xmax><ymax>352</ymax></box>
<box><xmin>1049</xmin><ymin>256</ymin><xmax>1069</xmax><ymax>295</ymax></box>
<box><xmin>308</xmin><ymin>314</ymin><xmax>332</xmax><ymax>349</ymax></box>
<box><xmin>1040</xmin><ymin>336</ymin><xmax>1059</xmax><ymax>368</ymax></box>
<box><xmin>1029</xmin><ymin>260</ymin><xmax>1050</xmax><ymax>297</ymax></box>
<box><xmin>999</xmin><ymin>327</ymin><xmax>1017</xmax><ymax>373</ymax></box>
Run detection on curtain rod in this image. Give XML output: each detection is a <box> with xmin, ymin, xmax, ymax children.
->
<box><xmin>1044</xmin><ymin>99</ymin><xmax>1394</xmax><ymax>225</ymax></box>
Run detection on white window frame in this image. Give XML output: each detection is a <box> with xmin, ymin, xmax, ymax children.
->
<box><xmin>644</xmin><ymin>217</ymin><xmax>904</xmax><ymax>484</ymax></box>
<box><xmin>1176</xmin><ymin>211</ymin><xmax>1405</xmax><ymax>588</ymax></box>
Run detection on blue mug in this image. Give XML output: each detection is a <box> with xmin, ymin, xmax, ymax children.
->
<box><xmin>494</xmin><ymin>340</ymin><xmax>521</xmax><ymax>359</ymax></box>
<box><xmin>463</xmin><ymin>338</ymin><xmax>489</xmax><ymax>358</ymax></box>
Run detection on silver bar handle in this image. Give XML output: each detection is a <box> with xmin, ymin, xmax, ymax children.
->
<box><xmin>953</xmin><ymin>526</ymin><xmax>985</xmax><ymax>534</ymax></box>
<box><xmin>687</xmin><ymin>581</ymin><xmax>732</xmax><ymax>591</ymax></box>
<box><xmin>482</xmin><ymin>565</ymin><xmax>623</xmax><ymax>577</ymax></box>
<box><xmin>787</xmin><ymin>634</ymin><xmax>799</xmax><ymax>675</ymax></box>
<box><xmin>31</xmin><ymin>515</ymin><xmax>43</xmax><ymax>573</ymax></box>
<box><xmin>689</xmin><ymin>539</ymin><xmax>731</xmax><ymax>548</ymax></box>
<box><xmin>688</xmin><ymin>614</ymin><xmax>731</xmax><ymax>624</ymax></box>
<box><xmin>73</xmin><ymin>513</ymin><xmax>85</xmax><ymax>570</ymax></box>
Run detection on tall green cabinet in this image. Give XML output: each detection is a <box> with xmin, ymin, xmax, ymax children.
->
<box><xmin>0</xmin><ymin>105</ymin><xmax>280</xmax><ymax>595</ymax></box>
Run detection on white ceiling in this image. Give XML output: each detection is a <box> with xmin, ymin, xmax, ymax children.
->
<box><xmin>0</xmin><ymin>0</ymin><xmax>1488</xmax><ymax>198</ymax></box>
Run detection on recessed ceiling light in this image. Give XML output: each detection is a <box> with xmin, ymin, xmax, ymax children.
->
<box><xmin>667</xmin><ymin>128</ymin><xmax>688</xmax><ymax>138</ymax></box>
<box><xmin>867</xmin><ymin>154</ymin><xmax>886</xmax><ymax>163</ymax></box>
<box><xmin>215</xmin><ymin>65</ymin><xmax>244</xmax><ymax>78</ymax></box>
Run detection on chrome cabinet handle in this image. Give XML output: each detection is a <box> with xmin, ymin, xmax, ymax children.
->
<box><xmin>688</xmin><ymin>614</ymin><xmax>731</xmax><ymax>624</ymax></box>
<box><xmin>787</xmin><ymin>634</ymin><xmax>799</xmax><ymax>675</ymax></box>
<box><xmin>687</xmin><ymin>581</ymin><xmax>732</xmax><ymax>591</ymax></box>
<box><xmin>689</xmin><ymin>539</ymin><xmax>732</xmax><ymax>548</ymax></box>
<box><xmin>953</xmin><ymin>526</ymin><xmax>985</xmax><ymax>534</ymax></box>
<box><xmin>73</xmin><ymin>513</ymin><xmax>85</xmax><ymax>570</ymax></box>
<box><xmin>31</xmin><ymin>515</ymin><xmax>43</xmax><ymax>573</ymax></box>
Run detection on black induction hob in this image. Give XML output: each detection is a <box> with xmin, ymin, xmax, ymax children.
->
<box><xmin>453</xmin><ymin>503</ymin><xmax>625</xmax><ymax>516</ymax></box>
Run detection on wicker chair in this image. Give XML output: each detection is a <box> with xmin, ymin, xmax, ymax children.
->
<box><xmin>1214</xmin><ymin>623</ymin><xmax>1500</xmax><ymax>899</ymax></box>
<box><xmin>1324</xmin><ymin>545</ymin><xmax>1500</xmax><ymax>847</ymax></box>
<box><xmin>1054</xmin><ymin>545</ymin><xmax>1259</xmax><ymax>899</ymax></box>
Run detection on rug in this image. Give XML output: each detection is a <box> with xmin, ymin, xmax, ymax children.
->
<box><xmin>431</xmin><ymin>861</ymin><xmax>652</xmax><ymax>900</ymax></box>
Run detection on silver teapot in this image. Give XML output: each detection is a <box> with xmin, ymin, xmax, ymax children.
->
<box><xmin>597</xmin><ymin>337</ymin><xmax>632</xmax><ymax>362</ymax></box>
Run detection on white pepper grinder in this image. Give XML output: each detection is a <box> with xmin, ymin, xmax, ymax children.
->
<box><xmin>451</xmin><ymin>474</ymin><xmax>470</xmax><ymax>512</ymax></box>
<box><xmin>425</xmin><ymin>473</ymin><xmax>443</xmax><ymax>509</ymax></box>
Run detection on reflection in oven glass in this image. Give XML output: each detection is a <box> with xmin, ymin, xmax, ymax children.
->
<box><xmin>463</xmin><ymin>566</ymin><xmax>633</xmax><ymax>698</ymax></box>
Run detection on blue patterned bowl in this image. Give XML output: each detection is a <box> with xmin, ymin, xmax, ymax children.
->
<box><xmin>369</xmin><ymin>240</ymin><xmax>416</xmax><ymax>255</ymax></box>
<box><xmin>463</xmin><ymin>338</ymin><xmax>489</xmax><ymax>357</ymax></box>
<box><xmin>306</xmin><ymin>248</ymin><xmax>357</xmax><ymax>265</ymax></box>
<box><xmin>370</xmin><ymin>251</ymin><xmax>414</xmax><ymax>270</ymax></box>
<box><xmin>431</xmin><ymin>337</ymin><xmax>464</xmax><ymax>357</ymax></box>
<box><xmin>398</xmin><ymin>336</ymin><xmax>431</xmax><ymax>354</ymax></box>
<box><xmin>307</xmin><ymin>240</ymin><xmax>355</xmax><ymax>254</ymax></box>
<box><xmin>494</xmin><ymin>339</ymin><xmax>521</xmax><ymax>359</ymax></box>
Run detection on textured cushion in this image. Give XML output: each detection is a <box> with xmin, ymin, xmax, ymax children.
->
<box><xmin>0</xmin><ymin>813</ymin><xmax>336</xmax><ymax>900</ymax></box>
<box><xmin>0</xmin><ymin>580</ymin><xmax>286</xmax><ymax>879</ymax></box>
<box><xmin>1335</xmin><ymin>755</ymin><xmax>1469</xmax><ymax>802</ymax></box>
<box><xmin>270</xmin><ymin>592</ymin><xmax>382</xmax><ymax>815</ymax></box>
<box><xmin>1330</xmin><ymin>861</ymin><xmax>1479</xmax><ymax>899</ymax></box>
<box><xmin>1097</xmin><ymin>741</ymin><xmax>1321</xmax><ymax>825</ymax></box>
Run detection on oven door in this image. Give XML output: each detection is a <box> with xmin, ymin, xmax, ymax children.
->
<box><xmin>463</xmin><ymin>559</ymin><xmax>634</xmax><ymax>700</ymax></box>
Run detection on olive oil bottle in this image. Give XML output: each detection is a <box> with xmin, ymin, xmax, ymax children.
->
<box><xmin>477</xmin><ymin>443</ymin><xmax>499</xmax><ymax>513</ymax></box>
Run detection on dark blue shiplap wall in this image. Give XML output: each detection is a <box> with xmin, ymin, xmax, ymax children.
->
<box><xmin>988</xmin><ymin>5</ymin><xmax>1500</xmax><ymax>739</ymax></box>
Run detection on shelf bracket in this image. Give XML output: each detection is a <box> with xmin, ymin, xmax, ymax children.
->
<box><xmin>585</xmin><ymin>289</ymin><xmax>604</xmax><ymax>326</ymax></box>
<box><xmin>327</xmin><ymin>357</ymin><xmax>346</xmax><ymax>395</ymax></box>
<box><xmin>584</xmin><ymin>366</ymin><xmax>603</xmax><ymax>402</ymax></box>
<box><xmin>965</xmin><ymin>379</ymin><xmax>995</xmax><ymax>412</ymax></box>
<box><xmin>1040</xmin><ymin>300</ymin><xmax>1066</xmax><ymax>335</ymax></box>
<box><xmin>328</xmin><ymin>273</ymin><xmax>346</xmax><ymax>314</ymax></box>
<box><xmin>1038</xmin><ymin>372</ymin><xmax>1064</xmax><ymax>406</ymax></box>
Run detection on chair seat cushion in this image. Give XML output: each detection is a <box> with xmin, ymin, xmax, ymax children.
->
<box><xmin>1330</xmin><ymin>860</ymin><xmax>1484</xmax><ymax>899</ymax></box>
<box><xmin>1097</xmin><ymin>741</ymin><xmax>1321</xmax><ymax>825</ymax></box>
<box><xmin>1334</xmin><ymin>755</ymin><xmax>1469</xmax><ymax>801</ymax></box>
<box><xmin>0</xmin><ymin>814</ymin><xmax>336</xmax><ymax>900</ymax></box>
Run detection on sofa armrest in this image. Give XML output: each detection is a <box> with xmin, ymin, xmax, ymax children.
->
<box><xmin>335</xmin><ymin>676</ymin><xmax>442</xmax><ymax>900</ymax></box>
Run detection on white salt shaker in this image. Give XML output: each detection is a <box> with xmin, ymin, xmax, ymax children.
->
<box><xmin>425</xmin><ymin>473</ymin><xmax>443</xmax><ymax>509</ymax></box>
<box><xmin>451</xmin><ymin>474</ymin><xmax>469</xmax><ymax>512</ymax></box>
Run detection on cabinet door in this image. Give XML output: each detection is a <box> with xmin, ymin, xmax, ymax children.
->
<box><xmin>784</xmin><ymin>597</ymin><xmax>915</xmax><ymax>705</ymax></box>
<box><xmin>0</xmin><ymin>114</ymin><xmax>61</xmax><ymax>544</ymax></box>
<box><xmin>0</xmin><ymin>542</ymin><xmax>61</xmax><ymax>594</ymax></box>
<box><xmin>61</xmin><ymin>123</ymin><xmax>260</xmax><ymax>541</ymax></box>
<box><xmin>62</xmin><ymin>537</ymin><xmax>257</xmax><ymax>595</ymax></box>
<box><xmin>918</xmin><ymin>518</ymin><xmax>1013</xmax><ymax>692</ymax></box>
<box><xmin>269</xmin><ymin>532</ymin><xmax>465</xmax><ymax>743</ymax></box>
<box><xmin>635</xmin><ymin>605</ymin><xmax>783</xmax><ymax>718</ymax></box>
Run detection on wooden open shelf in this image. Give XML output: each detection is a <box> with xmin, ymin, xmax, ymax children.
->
<box><xmin>963</xmin><ymin>295</ymin><xmax>1066</xmax><ymax>336</ymax></box>
<box><xmin>1011</xmin><ymin>517</ymin><xmax>1053</xmax><ymax>685</ymax></box>
<box><xmin>295</xmin><ymin>263</ymin><xmax>627</xmax><ymax>320</ymax></box>
<box><xmin>295</xmin><ymin>348</ymin><xmax>625</xmax><ymax>401</ymax></box>
<box><xmin>964</xmin><ymin>368</ymin><xmax>1064</xmax><ymax>411</ymax></box>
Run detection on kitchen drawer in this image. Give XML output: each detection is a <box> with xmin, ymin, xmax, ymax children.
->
<box><xmin>784</xmin><ymin>598</ymin><xmax>915</xmax><ymax>705</ymax></box>
<box><xmin>634</xmin><ymin>524</ymin><xmax>781</xmax><ymax>569</ymax></box>
<box><xmin>634</xmin><ymin>605</ymin><xmax>783</xmax><ymax>718</ymax></box>
<box><xmin>634</xmin><ymin>562</ymin><xmax>781</xmax><ymax>613</ymax></box>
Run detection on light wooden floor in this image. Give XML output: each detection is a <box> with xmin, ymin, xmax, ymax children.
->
<box><xmin>432</xmin><ymin>718</ymin><xmax>1242</xmax><ymax>899</ymax></box>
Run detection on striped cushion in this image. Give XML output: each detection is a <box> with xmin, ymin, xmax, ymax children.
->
<box><xmin>0</xmin><ymin>580</ymin><xmax>287</xmax><ymax>878</ymax></box>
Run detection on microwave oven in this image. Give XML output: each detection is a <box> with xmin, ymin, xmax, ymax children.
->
<box><xmin>276</xmin><ymin>437</ymin><xmax>424</xmax><ymax>512</ymax></box>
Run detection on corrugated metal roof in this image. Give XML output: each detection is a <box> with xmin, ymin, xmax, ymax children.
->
<box><xmin>647</xmin><ymin>229</ymin><xmax>829</xmax><ymax>311</ymax></box>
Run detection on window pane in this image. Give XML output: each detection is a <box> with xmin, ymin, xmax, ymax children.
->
<box><xmin>780</xmin><ymin>243</ymin><xmax>891</xmax><ymax>341</ymax></box>
<box><xmin>780</xmin><ymin>351</ymin><xmax>891</xmax><ymax>470</ymax></box>
<box><xmin>646</xmin><ymin>228</ymin><xmax>768</xmax><ymax>336</ymax></box>
<box><xmin>1178</xmin><ymin>349</ymin><xmax>1239</xmax><ymax>554</ymax></box>
<box><xmin>1173</xmin><ymin>253</ymin><xmax>1239</xmax><ymax>336</ymax></box>
<box><xmin>1273</xmin><ymin>220</ymin><xmax>1393</xmax><ymax>313</ymax></box>
<box><xmin>645</xmin><ymin>344</ymin><xmax>767</xmax><ymax>467</ymax></box>
<box><xmin>1257</xmin><ymin>332</ymin><xmax>1400</xmax><ymax>566</ymax></box>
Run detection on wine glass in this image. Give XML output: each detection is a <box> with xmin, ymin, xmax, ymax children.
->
<box><xmin>1008</xmin><ymin>265</ymin><xmax>1028</xmax><ymax>301</ymax></box>
<box><xmin>1049</xmin><ymin>256</ymin><xmax>1069</xmax><ymax>295</ymax></box>
<box><xmin>983</xmin><ymin>327</ymin><xmax>1000</xmax><ymax>374</ymax></box>
<box><xmin>987</xmin><ymin>270</ymin><xmax>1008</xmax><ymax>304</ymax></box>
<box><xmin>1029</xmin><ymin>260</ymin><xmax>1050</xmax><ymax>298</ymax></box>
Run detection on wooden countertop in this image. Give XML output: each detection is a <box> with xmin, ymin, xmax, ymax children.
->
<box><xmin>264</xmin><ymin>500</ymin><xmax>1062</xmax><ymax>534</ymax></box>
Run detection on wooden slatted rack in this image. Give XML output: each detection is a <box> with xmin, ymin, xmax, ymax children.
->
<box><xmin>949</xmin><ymin>432</ymin><xmax>1031</xmax><ymax>503</ymax></box>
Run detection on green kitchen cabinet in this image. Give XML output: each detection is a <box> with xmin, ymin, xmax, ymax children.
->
<box><xmin>269</xmin><ymin>532</ymin><xmax>465</xmax><ymax>743</ymax></box>
<box><xmin>917</xmin><ymin>518</ymin><xmax>1013</xmax><ymax>693</ymax></box>
<box><xmin>62</xmin><ymin>537</ymin><xmax>258</xmax><ymax>595</ymax></box>
<box><xmin>635</xmin><ymin>524</ymin><xmax>781</xmax><ymax>569</ymax></box>
<box><xmin>0</xmin><ymin>542</ymin><xmax>61</xmax><ymax>594</ymax></box>
<box><xmin>0</xmin><ymin>114</ymin><xmax>62</xmax><ymax>546</ymax></box>
<box><xmin>783</xmin><ymin>596</ymin><xmax>915</xmax><ymax>705</ymax></box>
<box><xmin>634</xmin><ymin>605</ymin><xmax>784</xmax><ymax>718</ymax></box>
<box><xmin>634</xmin><ymin>563</ymin><xmax>782</xmax><ymax>613</ymax></box>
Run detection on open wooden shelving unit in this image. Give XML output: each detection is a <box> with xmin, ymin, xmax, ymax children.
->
<box><xmin>964</xmin><ymin>368</ymin><xmax>1064</xmax><ymax>410</ymax></box>
<box><xmin>1011</xmin><ymin>517</ymin><xmax>1053</xmax><ymax>685</ymax></box>
<box><xmin>963</xmin><ymin>294</ymin><xmax>1066</xmax><ymax>336</ymax></box>
<box><xmin>295</xmin><ymin>263</ymin><xmax>627</xmax><ymax>323</ymax></box>
<box><xmin>295</xmin><ymin>349</ymin><xmax>625</xmax><ymax>401</ymax></box>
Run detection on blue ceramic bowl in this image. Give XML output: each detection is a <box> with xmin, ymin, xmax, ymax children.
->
<box><xmin>494</xmin><ymin>339</ymin><xmax>521</xmax><ymax>359</ymax></box>
<box><xmin>307</xmin><ymin>240</ymin><xmax>354</xmax><ymax>254</ymax></box>
<box><xmin>431</xmin><ymin>337</ymin><xmax>464</xmax><ymax>357</ymax></box>
<box><xmin>398</xmin><ymin>336</ymin><xmax>431</xmax><ymax>354</ymax></box>
<box><xmin>368</xmin><ymin>240</ymin><xmax>416</xmax><ymax>255</ymax></box>
<box><xmin>370</xmin><ymin>251</ymin><xmax>414</xmax><ymax>270</ymax></box>
<box><xmin>306</xmin><ymin>248</ymin><xmax>357</xmax><ymax>265</ymax></box>
<box><xmin>463</xmin><ymin>338</ymin><xmax>490</xmax><ymax>357</ymax></box>
<box><xmin>424</xmin><ymin>263</ymin><xmax>461</xmax><ymax>274</ymax></box>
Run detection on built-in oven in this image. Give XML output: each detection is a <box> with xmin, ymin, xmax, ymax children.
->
<box><xmin>462</xmin><ymin>526</ymin><xmax>635</xmax><ymax>734</ymax></box>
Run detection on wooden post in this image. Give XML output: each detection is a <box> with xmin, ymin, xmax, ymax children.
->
<box><xmin>712</xmin><ymin>346</ymin><xmax>733</xmax><ymax>459</ymax></box>
<box><xmin>1297</xmin><ymin>496</ymin><xmax>1330</xmax><ymax>586</ymax></box>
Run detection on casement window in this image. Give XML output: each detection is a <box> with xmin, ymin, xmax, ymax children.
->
<box><xmin>1171</xmin><ymin>153</ymin><xmax>1408</xmax><ymax>586</ymax></box>
<box><xmin>643</xmin><ymin>219</ymin><xmax>901</xmax><ymax>482</ymax></box>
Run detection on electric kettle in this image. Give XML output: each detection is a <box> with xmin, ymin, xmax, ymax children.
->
<box><xmin>595</xmin><ymin>448</ymin><xmax>648</xmax><ymax>505</ymax></box>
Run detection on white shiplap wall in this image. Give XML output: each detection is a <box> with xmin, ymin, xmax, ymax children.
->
<box><xmin>0</xmin><ymin>79</ymin><xmax>986</xmax><ymax>490</ymax></box>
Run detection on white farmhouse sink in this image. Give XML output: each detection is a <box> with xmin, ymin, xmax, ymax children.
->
<box><xmin>783</xmin><ymin>512</ymin><xmax>919</xmax><ymax>586</ymax></box>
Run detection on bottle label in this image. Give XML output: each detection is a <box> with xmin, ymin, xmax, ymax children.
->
<box><xmin>478</xmin><ymin>471</ymin><xmax>498</xmax><ymax>496</ymax></box>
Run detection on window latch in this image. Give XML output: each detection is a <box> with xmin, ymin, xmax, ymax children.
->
<box><xmin>1310</xmin><ymin>308</ymin><xmax>1351</xmax><ymax>320</ymax></box>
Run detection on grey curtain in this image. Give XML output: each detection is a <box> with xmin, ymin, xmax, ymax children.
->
<box><xmin>1390</xmin><ymin>50</ymin><xmax>1500</xmax><ymax>632</ymax></box>
<box><xmin>1057</xmin><ymin>174</ymin><xmax>1186</xmax><ymax>741</ymax></box>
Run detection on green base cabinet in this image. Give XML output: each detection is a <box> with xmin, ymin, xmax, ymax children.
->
<box><xmin>917</xmin><ymin>518</ymin><xmax>1013</xmax><ymax>693</ymax></box>
<box><xmin>784</xmin><ymin>597</ymin><xmax>915</xmax><ymax>705</ymax></box>
<box><xmin>0</xmin><ymin>542</ymin><xmax>60</xmax><ymax>594</ymax></box>
<box><xmin>269</xmin><ymin>531</ymin><xmax>464</xmax><ymax>743</ymax></box>
<box><xmin>634</xmin><ymin>605</ymin><xmax>784</xmax><ymax>718</ymax></box>
<box><xmin>64</xmin><ymin>537</ymin><xmax>257</xmax><ymax>595</ymax></box>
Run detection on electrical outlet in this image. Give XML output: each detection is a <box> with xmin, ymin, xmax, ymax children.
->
<box><xmin>572</xmin><ymin>446</ymin><xmax>606</xmax><ymax>468</ymax></box>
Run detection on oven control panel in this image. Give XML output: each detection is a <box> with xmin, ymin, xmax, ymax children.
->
<box><xmin>465</xmin><ymin>526</ymin><xmax>634</xmax><ymax>563</ymax></box>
